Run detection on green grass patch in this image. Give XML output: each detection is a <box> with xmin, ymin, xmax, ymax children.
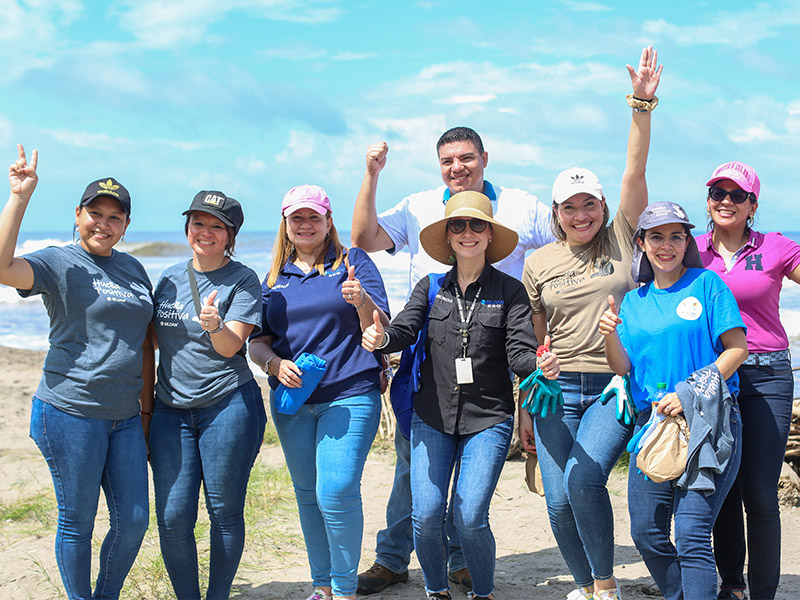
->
<box><xmin>121</xmin><ymin>459</ymin><xmax>300</xmax><ymax>599</ymax></box>
<box><xmin>0</xmin><ymin>490</ymin><xmax>56</xmax><ymax>526</ymax></box>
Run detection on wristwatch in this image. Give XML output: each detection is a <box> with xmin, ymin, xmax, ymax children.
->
<box><xmin>264</xmin><ymin>355</ymin><xmax>276</xmax><ymax>376</ymax></box>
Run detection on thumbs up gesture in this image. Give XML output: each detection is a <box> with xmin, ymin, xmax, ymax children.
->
<box><xmin>598</xmin><ymin>295</ymin><xmax>623</xmax><ymax>337</ymax></box>
<box><xmin>342</xmin><ymin>264</ymin><xmax>366</xmax><ymax>307</ymax></box>
<box><xmin>198</xmin><ymin>289</ymin><xmax>222</xmax><ymax>332</ymax></box>
<box><xmin>362</xmin><ymin>309</ymin><xmax>386</xmax><ymax>351</ymax></box>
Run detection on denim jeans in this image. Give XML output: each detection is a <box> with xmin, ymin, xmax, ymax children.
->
<box><xmin>713</xmin><ymin>360</ymin><xmax>793</xmax><ymax>599</ymax></box>
<box><xmin>629</xmin><ymin>404</ymin><xmax>742</xmax><ymax>600</ymax></box>
<box><xmin>533</xmin><ymin>371</ymin><xmax>632</xmax><ymax>587</ymax></box>
<box><xmin>29</xmin><ymin>397</ymin><xmax>149</xmax><ymax>600</ymax></box>
<box><xmin>271</xmin><ymin>389</ymin><xmax>381</xmax><ymax>597</ymax></box>
<box><xmin>373</xmin><ymin>425</ymin><xmax>466</xmax><ymax>575</ymax></box>
<box><xmin>410</xmin><ymin>412</ymin><xmax>513</xmax><ymax>598</ymax></box>
<box><xmin>149</xmin><ymin>379</ymin><xmax>266</xmax><ymax>600</ymax></box>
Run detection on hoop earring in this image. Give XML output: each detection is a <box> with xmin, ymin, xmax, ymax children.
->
<box><xmin>72</xmin><ymin>224</ymin><xmax>78</xmax><ymax>243</ymax></box>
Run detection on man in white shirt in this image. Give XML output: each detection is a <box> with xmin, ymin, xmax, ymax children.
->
<box><xmin>351</xmin><ymin>126</ymin><xmax>554</xmax><ymax>595</ymax></box>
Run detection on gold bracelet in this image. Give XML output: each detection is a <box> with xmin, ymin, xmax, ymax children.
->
<box><xmin>626</xmin><ymin>94</ymin><xmax>659</xmax><ymax>112</ymax></box>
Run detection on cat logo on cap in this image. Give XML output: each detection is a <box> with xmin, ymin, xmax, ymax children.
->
<box><xmin>203</xmin><ymin>193</ymin><xmax>224</xmax><ymax>207</ymax></box>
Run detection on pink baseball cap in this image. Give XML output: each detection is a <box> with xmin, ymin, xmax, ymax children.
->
<box><xmin>281</xmin><ymin>185</ymin><xmax>332</xmax><ymax>216</ymax></box>
<box><xmin>706</xmin><ymin>161</ymin><xmax>761</xmax><ymax>200</ymax></box>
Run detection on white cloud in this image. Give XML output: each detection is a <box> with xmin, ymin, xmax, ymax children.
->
<box><xmin>436</xmin><ymin>94</ymin><xmax>497</xmax><ymax>105</ymax></box>
<box><xmin>786</xmin><ymin>101</ymin><xmax>800</xmax><ymax>134</ymax></box>
<box><xmin>483</xmin><ymin>136</ymin><xmax>545</xmax><ymax>167</ymax></box>
<box><xmin>48</xmin><ymin>129</ymin><xmax>131</xmax><ymax>149</ymax></box>
<box><xmin>728</xmin><ymin>123</ymin><xmax>779</xmax><ymax>143</ymax></box>
<box><xmin>332</xmin><ymin>51</ymin><xmax>378</xmax><ymax>61</ymax></box>
<box><xmin>642</xmin><ymin>2</ymin><xmax>800</xmax><ymax>48</ymax></box>
<box><xmin>386</xmin><ymin>60</ymin><xmax>621</xmax><ymax>101</ymax></box>
<box><xmin>119</xmin><ymin>0</ymin><xmax>342</xmax><ymax>49</ymax></box>
<box><xmin>0</xmin><ymin>114</ymin><xmax>12</xmax><ymax>148</ymax></box>
<box><xmin>559</xmin><ymin>0</ymin><xmax>611</xmax><ymax>12</ymax></box>
<box><xmin>276</xmin><ymin>130</ymin><xmax>316</xmax><ymax>165</ymax></box>
<box><xmin>260</xmin><ymin>46</ymin><xmax>327</xmax><ymax>61</ymax></box>
<box><xmin>0</xmin><ymin>0</ymin><xmax>82</xmax><ymax>79</ymax></box>
<box><xmin>235</xmin><ymin>156</ymin><xmax>269</xmax><ymax>173</ymax></box>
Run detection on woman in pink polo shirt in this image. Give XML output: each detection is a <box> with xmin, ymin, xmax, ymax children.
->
<box><xmin>697</xmin><ymin>161</ymin><xmax>800</xmax><ymax>600</ymax></box>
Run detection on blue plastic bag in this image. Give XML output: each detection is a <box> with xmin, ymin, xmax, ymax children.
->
<box><xmin>274</xmin><ymin>352</ymin><xmax>327</xmax><ymax>415</ymax></box>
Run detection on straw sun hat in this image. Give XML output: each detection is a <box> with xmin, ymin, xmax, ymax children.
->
<box><xmin>419</xmin><ymin>190</ymin><xmax>518</xmax><ymax>265</ymax></box>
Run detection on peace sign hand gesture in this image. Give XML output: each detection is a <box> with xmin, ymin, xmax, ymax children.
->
<box><xmin>9</xmin><ymin>144</ymin><xmax>38</xmax><ymax>201</ymax></box>
<box><xmin>627</xmin><ymin>45</ymin><xmax>663</xmax><ymax>100</ymax></box>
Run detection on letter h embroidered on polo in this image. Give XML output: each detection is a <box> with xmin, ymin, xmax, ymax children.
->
<box><xmin>744</xmin><ymin>254</ymin><xmax>763</xmax><ymax>271</ymax></box>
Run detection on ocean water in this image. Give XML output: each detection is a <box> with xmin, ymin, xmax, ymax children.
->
<box><xmin>3</xmin><ymin>230</ymin><xmax>800</xmax><ymax>393</ymax></box>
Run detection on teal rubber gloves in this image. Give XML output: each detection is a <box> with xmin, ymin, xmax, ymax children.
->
<box><xmin>520</xmin><ymin>368</ymin><xmax>564</xmax><ymax>418</ymax></box>
<box><xmin>599</xmin><ymin>374</ymin><xmax>639</xmax><ymax>426</ymax></box>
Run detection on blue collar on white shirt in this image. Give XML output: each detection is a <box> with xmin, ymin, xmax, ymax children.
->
<box><xmin>442</xmin><ymin>180</ymin><xmax>497</xmax><ymax>204</ymax></box>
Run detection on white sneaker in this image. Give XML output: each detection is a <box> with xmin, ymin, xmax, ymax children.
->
<box><xmin>567</xmin><ymin>587</ymin><xmax>593</xmax><ymax>600</ymax></box>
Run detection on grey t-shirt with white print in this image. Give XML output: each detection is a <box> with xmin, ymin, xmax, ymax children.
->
<box><xmin>153</xmin><ymin>259</ymin><xmax>262</xmax><ymax>409</ymax></box>
<box><xmin>20</xmin><ymin>244</ymin><xmax>154</xmax><ymax>419</ymax></box>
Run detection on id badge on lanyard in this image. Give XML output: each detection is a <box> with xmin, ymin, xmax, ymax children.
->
<box><xmin>454</xmin><ymin>284</ymin><xmax>481</xmax><ymax>385</ymax></box>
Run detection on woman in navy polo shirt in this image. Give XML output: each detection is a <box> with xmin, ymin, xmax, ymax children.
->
<box><xmin>249</xmin><ymin>185</ymin><xmax>390</xmax><ymax>600</ymax></box>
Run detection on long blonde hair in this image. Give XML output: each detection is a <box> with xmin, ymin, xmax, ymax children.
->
<box><xmin>266</xmin><ymin>212</ymin><xmax>345</xmax><ymax>287</ymax></box>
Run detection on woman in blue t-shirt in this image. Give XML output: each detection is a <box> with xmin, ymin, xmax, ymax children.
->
<box><xmin>0</xmin><ymin>145</ymin><xmax>154</xmax><ymax>600</ymax></box>
<box><xmin>149</xmin><ymin>190</ymin><xmax>266</xmax><ymax>600</ymax></box>
<box><xmin>599</xmin><ymin>201</ymin><xmax>748</xmax><ymax>600</ymax></box>
<box><xmin>248</xmin><ymin>185</ymin><xmax>390</xmax><ymax>600</ymax></box>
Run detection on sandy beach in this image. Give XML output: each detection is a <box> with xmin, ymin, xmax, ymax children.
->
<box><xmin>1</xmin><ymin>345</ymin><xmax>799</xmax><ymax>599</ymax></box>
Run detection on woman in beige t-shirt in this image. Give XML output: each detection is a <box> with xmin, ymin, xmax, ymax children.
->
<box><xmin>518</xmin><ymin>46</ymin><xmax>662</xmax><ymax>600</ymax></box>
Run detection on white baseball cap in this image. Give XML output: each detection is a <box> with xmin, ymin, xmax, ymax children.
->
<box><xmin>552</xmin><ymin>167</ymin><xmax>604</xmax><ymax>204</ymax></box>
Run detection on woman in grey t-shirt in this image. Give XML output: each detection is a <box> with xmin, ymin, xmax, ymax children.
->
<box><xmin>149</xmin><ymin>190</ymin><xmax>266</xmax><ymax>600</ymax></box>
<box><xmin>0</xmin><ymin>145</ymin><xmax>154</xmax><ymax>600</ymax></box>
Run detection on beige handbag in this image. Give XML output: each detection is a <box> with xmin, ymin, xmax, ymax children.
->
<box><xmin>636</xmin><ymin>414</ymin><xmax>690</xmax><ymax>483</ymax></box>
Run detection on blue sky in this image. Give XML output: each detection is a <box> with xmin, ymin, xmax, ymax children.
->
<box><xmin>3</xmin><ymin>0</ymin><xmax>800</xmax><ymax>233</ymax></box>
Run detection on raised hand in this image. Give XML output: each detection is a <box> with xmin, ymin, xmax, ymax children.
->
<box><xmin>342</xmin><ymin>265</ymin><xmax>366</xmax><ymax>306</ymax></box>
<box><xmin>537</xmin><ymin>334</ymin><xmax>560</xmax><ymax>379</ymax></box>
<box><xmin>199</xmin><ymin>290</ymin><xmax>222</xmax><ymax>332</ymax></box>
<box><xmin>362</xmin><ymin>310</ymin><xmax>386</xmax><ymax>351</ymax></box>
<box><xmin>626</xmin><ymin>45</ymin><xmax>663</xmax><ymax>100</ymax></box>
<box><xmin>366</xmin><ymin>142</ymin><xmax>388</xmax><ymax>176</ymax></box>
<box><xmin>598</xmin><ymin>295</ymin><xmax>622</xmax><ymax>337</ymax></box>
<box><xmin>9</xmin><ymin>144</ymin><xmax>38</xmax><ymax>200</ymax></box>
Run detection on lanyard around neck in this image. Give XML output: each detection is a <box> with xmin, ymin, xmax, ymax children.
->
<box><xmin>453</xmin><ymin>283</ymin><xmax>482</xmax><ymax>358</ymax></box>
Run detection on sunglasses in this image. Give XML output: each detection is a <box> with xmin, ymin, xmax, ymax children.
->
<box><xmin>708</xmin><ymin>186</ymin><xmax>754</xmax><ymax>204</ymax></box>
<box><xmin>446</xmin><ymin>218</ymin><xmax>489</xmax><ymax>234</ymax></box>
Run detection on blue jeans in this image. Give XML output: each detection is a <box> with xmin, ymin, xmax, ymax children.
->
<box><xmin>713</xmin><ymin>360</ymin><xmax>793</xmax><ymax>599</ymax></box>
<box><xmin>29</xmin><ymin>397</ymin><xmax>149</xmax><ymax>600</ymax></box>
<box><xmin>533</xmin><ymin>372</ymin><xmax>632</xmax><ymax>587</ymax></box>
<box><xmin>629</xmin><ymin>404</ymin><xmax>742</xmax><ymax>600</ymax></box>
<box><xmin>271</xmin><ymin>390</ymin><xmax>381</xmax><ymax>597</ymax></box>
<box><xmin>410</xmin><ymin>413</ymin><xmax>513</xmax><ymax>598</ymax></box>
<box><xmin>374</xmin><ymin>425</ymin><xmax>466</xmax><ymax>575</ymax></box>
<box><xmin>149</xmin><ymin>380</ymin><xmax>266</xmax><ymax>600</ymax></box>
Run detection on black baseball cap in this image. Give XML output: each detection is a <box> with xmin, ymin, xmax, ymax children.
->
<box><xmin>182</xmin><ymin>191</ymin><xmax>244</xmax><ymax>235</ymax></box>
<box><xmin>80</xmin><ymin>178</ymin><xmax>131</xmax><ymax>216</ymax></box>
